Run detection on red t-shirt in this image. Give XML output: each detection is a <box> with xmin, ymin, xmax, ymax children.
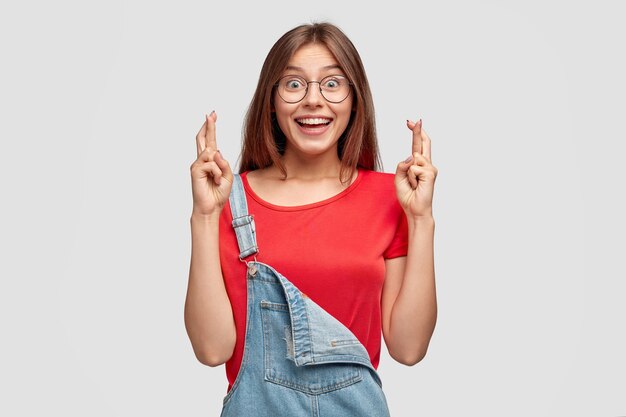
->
<box><xmin>219</xmin><ymin>169</ymin><xmax>409</xmax><ymax>393</ymax></box>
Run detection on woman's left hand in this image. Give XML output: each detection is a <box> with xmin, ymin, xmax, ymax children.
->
<box><xmin>394</xmin><ymin>119</ymin><xmax>438</xmax><ymax>218</ymax></box>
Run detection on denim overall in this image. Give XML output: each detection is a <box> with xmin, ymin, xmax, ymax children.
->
<box><xmin>220</xmin><ymin>174</ymin><xmax>391</xmax><ymax>417</ymax></box>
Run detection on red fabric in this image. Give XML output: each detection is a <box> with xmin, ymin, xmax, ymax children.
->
<box><xmin>219</xmin><ymin>169</ymin><xmax>409</xmax><ymax>393</ymax></box>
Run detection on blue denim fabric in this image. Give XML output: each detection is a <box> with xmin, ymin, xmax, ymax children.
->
<box><xmin>220</xmin><ymin>174</ymin><xmax>391</xmax><ymax>417</ymax></box>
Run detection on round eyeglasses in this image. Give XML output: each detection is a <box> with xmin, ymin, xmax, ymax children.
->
<box><xmin>274</xmin><ymin>74</ymin><xmax>353</xmax><ymax>104</ymax></box>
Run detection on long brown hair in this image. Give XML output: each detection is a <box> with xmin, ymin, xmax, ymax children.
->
<box><xmin>237</xmin><ymin>22</ymin><xmax>382</xmax><ymax>184</ymax></box>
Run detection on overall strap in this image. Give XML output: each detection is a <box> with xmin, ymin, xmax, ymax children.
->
<box><xmin>228</xmin><ymin>174</ymin><xmax>259</xmax><ymax>260</ymax></box>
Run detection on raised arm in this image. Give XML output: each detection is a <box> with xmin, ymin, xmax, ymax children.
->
<box><xmin>382</xmin><ymin>118</ymin><xmax>438</xmax><ymax>365</ymax></box>
<box><xmin>184</xmin><ymin>111</ymin><xmax>236</xmax><ymax>366</ymax></box>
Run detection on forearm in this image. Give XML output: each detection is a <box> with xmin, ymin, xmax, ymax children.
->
<box><xmin>389</xmin><ymin>215</ymin><xmax>437</xmax><ymax>364</ymax></box>
<box><xmin>184</xmin><ymin>212</ymin><xmax>236</xmax><ymax>366</ymax></box>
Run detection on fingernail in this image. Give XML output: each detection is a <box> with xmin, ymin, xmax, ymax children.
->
<box><xmin>404</xmin><ymin>155</ymin><xmax>413</xmax><ymax>163</ymax></box>
<box><xmin>419</xmin><ymin>118</ymin><xmax>422</xmax><ymax>127</ymax></box>
<box><xmin>216</xmin><ymin>150</ymin><xmax>222</xmax><ymax>156</ymax></box>
<box><xmin>210</xmin><ymin>110</ymin><xmax>215</xmax><ymax>116</ymax></box>
<box><xmin>406</xmin><ymin>119</ymin><xmax>410</xmax><ymax>124</ymax></box>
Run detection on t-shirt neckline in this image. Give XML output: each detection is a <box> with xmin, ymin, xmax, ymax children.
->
<box><xmin>241</xmin><ymin>169</ymin><xmax>364</xmax><ymax>212</ymax></box>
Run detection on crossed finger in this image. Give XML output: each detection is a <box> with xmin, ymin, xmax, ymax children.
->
<box><xmin>410</xmin><ymin>118</ymin><xmax>423</xmax><ymax>155</ymax></box>
<box><xmin>195</xmin><ymin>111</ymin><xmax>218</xmax><ymax>157</ymax></box>
<box><xmin>421</xmin><ymin>128</ymin><xmax>432</xmax><ymax>163</ymax></box>
<box><xmin>195</xmin><ymin>120</ymin><xmax>207</xmax><ymax>157</ymax></box>
<box><xmin>407</xmin><ymin>118</ymin><xmax>432</xmax><ymax>163</ymax></box>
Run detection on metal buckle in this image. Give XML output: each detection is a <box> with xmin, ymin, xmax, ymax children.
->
<box><xmin>239</xmin><ymin>253</ymin><xmax>259</xmax><ymax>276</ymax></box>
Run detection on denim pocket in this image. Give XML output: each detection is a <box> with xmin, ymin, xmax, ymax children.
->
<box><xmin>260</xmin><ymin>301</ymin><xmax>363</xmax><ymax>395</ymax></box>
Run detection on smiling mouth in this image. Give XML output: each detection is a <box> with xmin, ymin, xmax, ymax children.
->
<box><xmin>295</xmin><ymin>117</ymin><xmax>333</xmax><ymax>127</ymax></box>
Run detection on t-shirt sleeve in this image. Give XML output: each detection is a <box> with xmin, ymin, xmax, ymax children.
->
<box><xmin>383</xmin><ymin>210</ymin><xmax>409</xmax><ymax>259</ymax></box>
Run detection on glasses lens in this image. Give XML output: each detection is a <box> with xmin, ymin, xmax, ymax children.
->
<box><xmin>277</xmin><ymin>76</ymin><xmax>307</xmax><ymax>103</ymax></box>
<box><xmin>320</xmin><ymin>75</ymin><xmax>350</xmax><ymax>103</ymax></box>
<box><xmin>276</xmin><ymin>75</ymin><xmax>351</xmax><ymax>103</ymax></box>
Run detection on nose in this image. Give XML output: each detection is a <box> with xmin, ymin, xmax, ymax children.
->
<box><xmin>302</xmin><ymin>82</ymin><xmax>324</xmax><ymax>106</ymax></box>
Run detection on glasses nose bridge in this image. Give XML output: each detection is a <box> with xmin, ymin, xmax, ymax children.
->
<box><xmin>303</xmin><ymin>80</ymin><xmax>324</xmax><ymax>102</ymax></box>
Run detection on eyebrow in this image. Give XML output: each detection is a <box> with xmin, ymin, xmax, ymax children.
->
<box><xmin>284</xmin><ymin>65</ymin><xmax>342</xmax><ymax>72</ymax></box>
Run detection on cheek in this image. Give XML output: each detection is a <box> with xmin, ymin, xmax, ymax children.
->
<box><xmin>273</xmin><ymin>103</ymin><xmax>291</xmax><ymax>128</ymax></box>
<box><xmin>335</xmin><ymin>102</ymin><xmax>353</xmax><ymax>125</ymax></box>
<box><xmin>275</xmin><ymin>110</ymin><xmax>296</xmax><ymax>140</ymax></box>
<box><xmin>278</xmin><ymin>118</ymin><xmax>290</xmax><ymax>135</ymax></box>
<box><xmin>342</xmin><ymin>96</ymin><xmax>354</xmax><ymax>117</ymax></box>
<box><xmin>274</xmin><ymin>96</ymin><xmax>293</xmax><ymax>116</ymax></box>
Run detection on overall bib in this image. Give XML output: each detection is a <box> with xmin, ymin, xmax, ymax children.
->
<box><xmin>220</xmin><ymin>174</ymin><xmax>391</xmax><ymax>417</ymax></box>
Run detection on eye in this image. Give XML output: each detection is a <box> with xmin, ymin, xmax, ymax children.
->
<box><xmin>283</xmin><ymin>77</ymin><xmax>305</xmax><ymax>89</ymax></box>
<box><xmin>322</xmin><ymin>76</ymin><xmax>344</xmax><ymax>89</ymax></box>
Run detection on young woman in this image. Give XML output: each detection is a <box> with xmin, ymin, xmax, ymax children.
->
<box><xmin>185</xmin><ymin>22</ymin><xmax>438</xmax><ymax>416</ymax></box>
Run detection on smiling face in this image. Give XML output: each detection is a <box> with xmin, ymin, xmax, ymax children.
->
<box><xmin>272</xmin><ymin>43</ymin><xmax>354</xmax><ymax>160</ymax></box>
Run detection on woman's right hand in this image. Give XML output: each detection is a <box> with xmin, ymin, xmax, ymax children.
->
<box><xmin>190</xmin><ymin>111</ymin><xmax>234</xmax><ymax>217</ymax></box>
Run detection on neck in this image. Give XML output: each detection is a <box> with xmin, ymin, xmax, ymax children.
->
<box><xmin>278</xmin><ymin>147</ymin><xmax>343</xmax><ymax>180</ymax></box>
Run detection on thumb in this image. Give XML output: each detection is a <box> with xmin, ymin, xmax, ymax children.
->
<box><xmin>396</xmin><ymin>156</ymin><xmax>419</xmax><ymax>189</ymax></box>
<box><xmin>214</xmin><ymin>150</ymin><xmax>233</xmax><ymax>183</ymax></box>
<box><xmin>395</xmin><ymin>155</ymin><xmax>414</xmax><ymax>177</ymax></box>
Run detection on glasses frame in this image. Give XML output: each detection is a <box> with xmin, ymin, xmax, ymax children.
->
<box><xmin>274</xmin><ymin>74</ymin><xmax>354</xmax><ymax>104</ymax></box>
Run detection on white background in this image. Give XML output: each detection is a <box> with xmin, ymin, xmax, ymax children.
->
<box><xmin>1</xmin><ymin>1</ymin><xmax>624</xmax><ymax>416</ymax></box>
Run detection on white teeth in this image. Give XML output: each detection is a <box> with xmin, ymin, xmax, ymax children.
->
<box><xmin>296</xmin><ymin>118</ymin><xmax>332</xmax><ymax>125</ymax></box>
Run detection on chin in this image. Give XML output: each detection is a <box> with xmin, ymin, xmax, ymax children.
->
<box><xmin>287</xmin><ymin>133</ymin><xmax>340</xmax><ymax>156</ymax></box>
<box><xmin>293</xmin><ymin>142</ymin><xmax>338</xmax><ymax>157</ymax></box>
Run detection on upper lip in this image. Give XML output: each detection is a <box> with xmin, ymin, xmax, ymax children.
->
<box><xmin>294</xmin><ymin>114</ymin><xmax>334</xmax><ymax>121</ymax></box>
